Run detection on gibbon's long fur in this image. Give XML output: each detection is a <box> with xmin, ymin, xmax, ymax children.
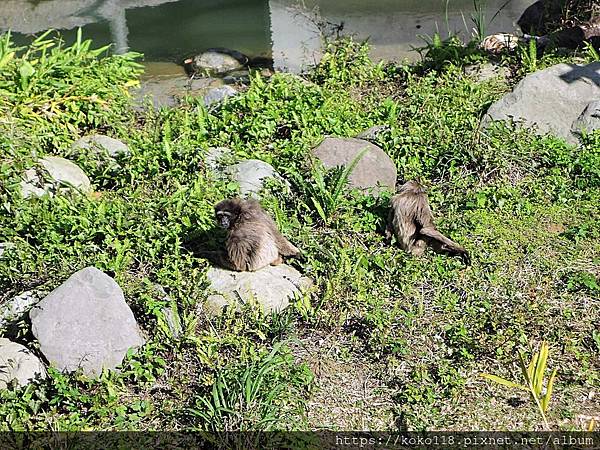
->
<box><xmin>214</xmin><ymin>198</ymin><xmax>300</xmax><ymax>271</ymax></box>
<box><xmin>387</xmin><ymin>181</ymin><xmax>470</xmax><ymax>264</ymax></box>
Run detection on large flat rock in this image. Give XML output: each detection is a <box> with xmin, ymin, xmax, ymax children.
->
<box><xmin>204</xmin><ymin>265</ymin><xmax>311</xmax><ymax>315</ymax></box>
<box><xmin>29</xmin><ymin>267</ymin><xmax>145</xmax><ymax>377</ymax></box>
<box><xmin>193</xmin><ymin>48</ymin><xmax>248</xmax><ymax>74</ymax></box>
<box><xmin>482</xmin><ymin>62</ymin><xmax>600</xmax><ymax>144</ymax></box>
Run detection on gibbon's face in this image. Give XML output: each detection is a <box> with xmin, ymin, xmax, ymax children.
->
<box><xmin>215</xmin><ymin>210</ymin><xmax>233</xmax><ymax>229</ymax></box>
<box><xmin>214</xmin><ymin>200</ymin><xmax>240</xmax><ymax>229</ymax></box>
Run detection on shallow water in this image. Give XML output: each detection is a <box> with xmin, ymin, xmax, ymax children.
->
<box><xmin>1</xmin><ymin>0</ymin><xmax>532</xmax><ymax>72</ymax></box>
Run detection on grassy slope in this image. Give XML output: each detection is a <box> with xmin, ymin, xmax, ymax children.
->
<box><xmin>0</xmin><ymin>33</ymin><xmax>598</xmax><ymax>431</ymax></box>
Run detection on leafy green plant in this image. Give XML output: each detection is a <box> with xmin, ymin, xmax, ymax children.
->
<box><xmin>415</xmin><ymin>33</ymin><xmax>484</xmax><ymax>70</ymax></box>
<box><xmin>309</xmin><ymin>37</ymin><xmax>384</xmax><ymax>86</ymax></box>
<box><xmin>518</xmin><ymin>38</ymin><xmax>538</xmax><ymax>73</ymax></box>
<box><xmin>469</xmin><ymin>0</ymin><xmax>487</xmax><ymax>42</ymax></box>
<box><xmin>481</xmin><ymin>342</ymin><xmax>558</xmax><ymax>430</ymax></box>
<box><xmin>583</xmin><ymin>41</ymin><xmax>600</xmax><ymax>61</ymax></box>
<box><xmin>289</xmin><ymin>148</ymin><xmax>367</xmax><ymax>226</ymax></box>
<box><xmin>189</xmin><ymin>343</ymin><xmax>312</xmax><ymax>431</ymax></box>
<box><xmin>0</xmin><ymin>29</ymin><xmax>141</xmax><ymax>149</ymax></box>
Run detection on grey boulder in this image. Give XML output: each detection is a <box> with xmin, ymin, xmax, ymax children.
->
<box><xmin>20</xmin><ymin>156</ymin><xmax>91</xmax><ymax>198</ymax></box>
<box><xmin>204</xmin><ymin>265</ymin><xmax>311</xmax><ymax>316</ymax></box>
<box><xmin>193</xmin><ymin>48</ymin><xmax>248</xmax><ymax>74</ymax></box>
<box><xmin>0</xmin><ymin>338</ymin><xmax>46</xmax><ymax>389</ymax></box>
<box><xmin>571</xmin><ymin>100</ymin><xmax>600</xmax><ymax>138</ymax></box>
<box><xmin>226</xmin><ymin>159</ymin><xmax>288</xmax><ymax>196</ymax></box>
<box><xmin>71</xmin><ymin>135</ymin><xmax>130</xmax><ymax>158</ymax></box>
<box><xmin>203</xmin><ymin>85</ymin><xmax>238</xmax><ymax>107</ymax></box>
<box><xmin>311</xmin><ymin>137</ymin><xmax>397</xmax><ymax>195</ymax></box>
<box><xmin>482</xmin><ymin>62</ymin><xmax>600</xmax><ymax>144</ymax></box>
<box><xmin>29</xmin><ymin>267</ymin><xmax>145</xmax><ymax>377</ymax></box>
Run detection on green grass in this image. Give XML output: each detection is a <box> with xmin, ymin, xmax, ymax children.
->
<box><xmin>0</xmin><ymin>31</ymin><xmax>598</xmax><ymax>431</ymax></box>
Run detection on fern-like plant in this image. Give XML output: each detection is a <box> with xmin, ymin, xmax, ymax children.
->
<box><xmin>290</xmin><ymin>147</ymin><xmax>367</xmax><ymax>226</ymax></box>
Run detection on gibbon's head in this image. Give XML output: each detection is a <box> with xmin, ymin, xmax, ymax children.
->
<box><xmin>214</xmin><ymin>198</ymin><xmax>242</xmax><ymax>229</ymax></box>
<box><xmin>397</xmin><ymin>180</ymin><xmax>426</xmax><ymax>194</ymax></box>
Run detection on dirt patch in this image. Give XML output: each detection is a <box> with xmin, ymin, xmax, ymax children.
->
<box><xmin>291</xmin><ymin>331</ymin><xmax>396</xmax><ymax>430</ymax></box>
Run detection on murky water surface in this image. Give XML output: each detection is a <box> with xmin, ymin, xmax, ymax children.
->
<box><xmin>1</xmin><ymin>0</ymin><xmax>530</xmax><ymax>73</ymax></box>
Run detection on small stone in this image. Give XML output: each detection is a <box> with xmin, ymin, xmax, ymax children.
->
<box><xmin>0</xmin><ymin>290</ymin><xmax>41</xmax><ymax>329</ymax></box>
<box><xmin>0</xmin><ymin>338</ymin><xmax>46</xmax><ymax>389</ymax></box>
<box><xmin>226</xmin><ymin>159</ymin><xmax>288</xmax><ymax>196</ymax></box>
<box><xmin>203</xmin><ymin>85</ymin><xmax>238</xmax><ymax>107</ymax></box>
<box><xmin>71</xmin><ymin>135</ymin><xmax>130</xmax><ymax>158</ymax></box>
<box><xmin>29</xmin><ymin>267</ymin><xmax>145</xmax><ymax>377</ymax></box>
<box><xmin>571</xmin><ymin>100</ymin><xmax>600</xmax><ymax>138</ymax></box>
<box><xmin>204</xmin><ymin>265</ymin><xmax>311</xmax><ymax>316</ymax></box>
<box><xmin>0</xmin><ymin>242</ymin><xmax>15</xmax><ymax>258</ymax></box>
<box><xmin>222</xmin><ymin>70</ymin><xmax>251</xmax><ymax>85</ymax></box>
<box><xmin>311</xmin><ymin>137</ymin><xmax>397</xmax><ymax>196</ymax></box>
<box><xmin>356</xmin><ymin>125</ymin><xmax>390</xmax><ymax>141</ymax></box>
<box><xmin>193</xmin><ymin>48</ymin><xmax>248</xmax><ymax>74</ymax></box>
<box><xmin>20</xmin><ymin>156</ymin><xmax>92</xmax><ymax>198</ymax></box>
<box><xmin>479</xmin><ymin>33</ymin><xmax>520</xmax><ymax>54</ymax></box>
<box><xmin>464</xmin><ymin>63</ymin><xmax>510</xmax><ymax>83</ymax></box>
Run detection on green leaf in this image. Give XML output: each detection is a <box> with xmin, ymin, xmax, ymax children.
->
<box><xmin>19</xmin><ymin>60</ymin><xmax>35</xmax><ymax>79</ymax></box>
<box><xmin>480</xmin><ymin>373</ymin><xmax>527</xmax><ymax>390</ymax></box>
<box><xmin>534</xmin><ymin>342</ymin><xmax>549</xmax><ymax>395</ymax></box>
<box><xmin>541</xmin><ymin>368</ymin><xmax>558</xmax><ymax>413</ymax></box>
<box><xmin>0</xmin><ymin>51</ymin><xmax>14</xmax><ymax>68</ymax></box>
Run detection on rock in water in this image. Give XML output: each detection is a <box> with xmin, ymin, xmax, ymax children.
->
<box><xmin>204</xmin><ymin>265</ymin><xmax>312</xmax><ymax>316</ymax></box>
<box><xmin>20</xmin><ymin>156</ymin><xmax>91</xmax><ymax>198</ymax></box>
<box><xmin>203</xmin><ymin>85</ymin><xmax>238</xmax><ymax>106</ymax></box>
<box><xmin>311</xmin><ymin>137</ymin><xmax>397</xmax><ymax>195</ymax></box>
<box><xmin>71</xmin><ymin>135</ymin><xmax>130</xmax><ymax>158</ymax></box>
<box><xmin>29</xmin><ymin>267</ymin><xmax>145</xmax><ymax>377</ymax></box>
<box><xmin>193</xmin><ymin>48</ymin><xmax>248</xmax><ymax>74</ymax></box>
<box><xmin>226</xmin><ymin>159</ymin><xmax>287</xmax><ymax>196</ymax></box>
<box><xmin>571</xmin><ymin>100</ymin><xmax>600</xmax><ymax>138</ymax></box>
<box><xmin>482</xmin><ymin>62</ymin><xmax>600</xmax><ymax>145</ymax></box>
<box><xmin>0</xmin><ymin>338</ymin><xmax>46</xmax><ymax>389</ymax></box>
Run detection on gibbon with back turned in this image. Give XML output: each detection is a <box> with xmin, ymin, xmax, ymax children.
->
<box><xmin>386</xmin><ymin>181</ymin><xmax>470</xmax><ymax>264</ymax></box>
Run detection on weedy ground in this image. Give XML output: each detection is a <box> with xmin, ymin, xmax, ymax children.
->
<box><xmin>0</xmin><ymin>31</ymin><xmax>598</xmax><ymax>431</ymax></box>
